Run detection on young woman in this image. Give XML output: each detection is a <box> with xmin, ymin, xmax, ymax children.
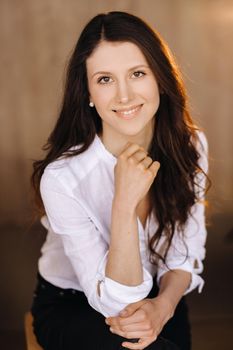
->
<box><xmin>31</xmin><ymin>11</ymin><xmax>209</xmax><ymax>350</ymax></box>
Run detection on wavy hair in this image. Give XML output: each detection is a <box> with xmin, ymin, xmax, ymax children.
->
<box><xmin>31</xmin><ymin>11</ymin><xmax>210</xmax><ymax>265</ymax></box>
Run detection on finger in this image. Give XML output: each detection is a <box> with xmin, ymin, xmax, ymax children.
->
<box><xmin>106</xmin><ymin>300</ymin><xmax>148</xmax><ymax>327</ymax></box>
<box><xmin>120</xmin><ymin>300</ymin><xmax>148</xmax><ymax>317</ymax></box>
<box><xmin>112</xmin><ymin>322</ymin><xmax>151</xmax><ymax>333</ymax></box>
<box><xmin>119</xmin><ymin>143</ymin><xmax>141</xmax><ymax>158</ymax></box>
<box><xmin>120</xmin><ymin>299</ymin><xmax>148</xmax><ymax>317</ymax></box>
<box><xmin>148</xmin><ymin>161</ymin><xmax>160</xmax><ymax>176</ymax></box>
<box><xmin>140</xmin><ymin>156</ymin><xmax>153</xmax><ymax>169</ymax></box>
<box><xmin>131</xmin><ymin>150</ymin><xmax>148</xmax><ymax>163</ymax></box>
<box><xmin>110</xmin><ymin>327</ymin><xmax>153</xmax><ymax>339</ymax></box>
<box><xmin>106</xmin><ymin>315</ymin><xmax>141</xmax><ymax>328</ymax></box>
<box><xmin>106</xmin><ymin>315</ymin><xmax>138</xmax><ymax>328</ymax></box>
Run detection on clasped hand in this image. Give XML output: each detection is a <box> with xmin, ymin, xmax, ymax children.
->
<box><xmin>105</xmin><ymin>296</ymin><xmax>173</xmax><ymax>349</ymax></box>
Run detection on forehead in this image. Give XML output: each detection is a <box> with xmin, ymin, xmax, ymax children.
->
<box><xmin>86</xmin><ymin>41</ymin><xmax>148</xmax><ymax>73</ymax></box>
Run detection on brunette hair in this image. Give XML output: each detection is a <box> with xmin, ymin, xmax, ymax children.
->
<box><xmin>31</xmin><ymin>11</ymin><xmax>210</xmax><ymax>264</ymax></box>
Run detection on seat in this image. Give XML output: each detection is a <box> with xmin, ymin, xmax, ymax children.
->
<box><xmin>24</xmin><ymin>312</ymin><xmax>43</xmax><ymax>350</ymax></box>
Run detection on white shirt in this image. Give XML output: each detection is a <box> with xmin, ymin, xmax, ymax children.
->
<box><xmin>38</xmin><ymin>132</ymin><xmax>208</xmax><ymax>317</ymax></box>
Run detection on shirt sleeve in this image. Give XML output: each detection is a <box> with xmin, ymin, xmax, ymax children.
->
<box><xmin>156</xmin><ymin>131</ymin><xmax>209</xmax><ymax>294</ymax></box>
<box><xmin>40</xmin><ymin>172</ymin><xmax>153</xmax><ymax>317</ymax></box>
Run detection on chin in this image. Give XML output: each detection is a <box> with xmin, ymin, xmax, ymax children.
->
<box><xmin>120</xmin><ymin>128</ymin><xmax>148</xmax><ymax>138</ymax></box>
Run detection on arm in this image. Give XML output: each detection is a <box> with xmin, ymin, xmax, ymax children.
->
<box><xmin>105</xmin><ymin>142</ymin><xmax>160</xmax><ymax>288</ymax></box>
<box><xmin>40</xmin><ymin>159</ymin><xmax>155</xmax><ymax>317</ymax></box>
<box><xmin>157</xmin><ymin>269</ymin><xmax>191</xmax><ymax>314</ymax></box>
<box><xmin>105</xmin><ymin>201</ymin><xmax>143</xmax><ymax>286</ymax></box>
<box><xmin>40</xmin><ymin>177</ymin><xmax>152</xmax><ymax>317</ymax></box>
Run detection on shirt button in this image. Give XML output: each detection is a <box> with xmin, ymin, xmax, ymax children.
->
<box><xmin>71</xmin><ymin>290</ymin><xmax>76</xmax><ymax>295</ymax></box>
<box><xmin>41</xmin><ymin>284</ymin><xmax>45</xmax><ymax>289</ymax></box>
<box><xmin>59</xmin><ymin>291</ymin><xmax>64</xmax><ymax>296</ymax></box>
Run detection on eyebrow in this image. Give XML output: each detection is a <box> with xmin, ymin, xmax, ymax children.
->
<box><xmin>91</xmin><ymin>64</ymin><xmax>150</xmax><ymax>79</ymax></box>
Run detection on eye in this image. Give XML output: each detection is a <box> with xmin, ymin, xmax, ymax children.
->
<box><xmin>97</xmin><ymin>76</ymin><xmax>113</xmax><ymax>84</ymax></box>
<box><xmin>132</xmin><ymin>71</ymin><xmax>146</xmax><ymax>78</ymax></box>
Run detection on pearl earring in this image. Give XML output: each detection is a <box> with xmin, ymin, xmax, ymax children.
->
<box><xmin>89</xmin><ymin>101</ymin><xmax>94</xmax><ymax>107</ymax></box>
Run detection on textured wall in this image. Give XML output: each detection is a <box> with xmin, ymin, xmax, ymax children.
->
<box><xmin>1</xmin><ymin>0</ymin><xmax>233</xmax><ymax>224</ymax></box>
<box><xmin>0</xmin><ymin>0</ymin><xmax>232</xmax><ymax>331</ymax></box>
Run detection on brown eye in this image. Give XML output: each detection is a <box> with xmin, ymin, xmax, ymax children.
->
<box><xmin>97</xmin><ymin>76</ymin><xmax>113</xmax><ymax>84</ymax></box>
<box><xmin>133</xmin><ymin>71</ymin><xmax>145</xmax><ymax>78</ymax></box>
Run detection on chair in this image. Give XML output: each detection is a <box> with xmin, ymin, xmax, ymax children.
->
<box><xmin>24</xmin><ymin>312</ymin><xmax>43</xmax><ymax>350</ymax></box>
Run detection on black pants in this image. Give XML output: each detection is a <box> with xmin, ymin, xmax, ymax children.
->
<box><xmin>31</xmin><ymin>273</ymin><xmax>191</xmax><ymax>350</ymax></box>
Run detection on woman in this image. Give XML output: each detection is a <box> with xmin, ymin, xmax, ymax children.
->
<box><xmin>31</xmin><ymin>11</ymin><xmax>209</xmax><ymax>350</ymax></box>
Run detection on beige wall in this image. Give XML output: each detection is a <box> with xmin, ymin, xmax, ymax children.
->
<box><xmin>1</xmin><ymin>0</ymin><xmax>233</xmax><ymax>224</ymax></box>
<box><xmin>0</xmin><ymin>0</ymin><xmax>232</xmax><ymax>331</ymax></box>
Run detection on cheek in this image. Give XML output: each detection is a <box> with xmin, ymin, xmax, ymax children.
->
<box><xmin>91</xmin><ymin>91</ymin><xmax>113</xmax><ymax>120</ymax></box>
<box><xmin>137</xmin><ymin>79</ymin><xmax>160</xmax><ymax>101</ymax></box>
<box><xmin>92</xmin><ymin>88</ymin><xmax>114</xmax><ymax>109</ymax></box>
<box><xmin>144</xmin><ymin>82</ymin><xmax>160</xmax><ymax>115</ymax></box>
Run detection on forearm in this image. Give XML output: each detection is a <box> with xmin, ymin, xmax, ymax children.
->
<box><xmin>157</xmin><ymin>269</ymin><xmax>191</xmax><ymax>315</ymax></box>
<box><xmin>105</xmin><ymin>199</ymin><xmax>143</xmax><ymax>286</ymax></box>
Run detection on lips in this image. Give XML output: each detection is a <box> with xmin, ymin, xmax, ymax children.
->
<box><xmin>113</xmin><ymin>104</ymin><xmax>143</xmax><ymax>119</ymax></box>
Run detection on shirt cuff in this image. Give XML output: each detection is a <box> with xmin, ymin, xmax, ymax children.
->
<box><xmin>94</xmin><ymin>252</ymin><xmax>153</xmax><ymax>316</ymax></box>
<box><xmin>156</xmin><ymin>257</ymin><xmax>205</xmax><ymax>295</ymax></box>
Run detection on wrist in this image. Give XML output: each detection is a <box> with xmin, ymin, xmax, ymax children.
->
<box><xmin>112</xmin><ymin>196</ymin><xmax>137</xmax><ymax>215</ymax></box>
<box><xmin>154</xmin><ymin>294</ymin><xmax>176</xmax><ymax>320</ymax></box>
<box><xmin>157</xmin><ymin>270</ymin><xmax>191</xmax><ymax>311</ymax></box>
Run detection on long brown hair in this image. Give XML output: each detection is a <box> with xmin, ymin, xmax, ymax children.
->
<box><xmin>31</xmin><ymin>11</ymin><xmax>210</xmax><ymax>264</ymax></box>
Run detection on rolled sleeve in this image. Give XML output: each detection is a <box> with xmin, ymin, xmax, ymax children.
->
<box><xmin>158</xmin><ymin>199</ymin><xmax>207</xmax><ymax>294</ymax></box>
<box><xmin>156</xmin><ymin>250</ymin><xmax>205</xmax><ymax>295</ymax></box>
<box><xmin>40</xmin><ymin>172</ymin><xmax>152</xmax><ymax>317</ymax></box>
<box><xmin>94</xmin><ymin>252</ymin><xmax>153</xmax><ymax>316</ymax></box>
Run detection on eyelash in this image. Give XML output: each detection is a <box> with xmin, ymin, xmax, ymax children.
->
<box><xmin>97</xmin><ymin>71</ymin><xmax>146</xmax><ymax>84</ymax></box>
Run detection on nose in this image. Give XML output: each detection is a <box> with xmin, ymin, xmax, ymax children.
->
<box><xmin>116</xmin><ymin>79</ymin><xmax>133</xmax><ymax>104</ymax></box>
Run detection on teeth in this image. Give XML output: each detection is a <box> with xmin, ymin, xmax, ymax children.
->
<box><xmin>118</xmin><ymin>105</ymin><xmax>141</xmax><ymax>115</ymax></box>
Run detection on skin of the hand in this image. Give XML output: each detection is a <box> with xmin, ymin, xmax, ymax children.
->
<box><xmin>105</xmin><ymin>296</ymin><xmax>174</xmax><ymax>349</ymax></box>
<box><xmin>114</xmin><ymin>142</ymin><xmax>160</xmax><ymax>210</ymax></box>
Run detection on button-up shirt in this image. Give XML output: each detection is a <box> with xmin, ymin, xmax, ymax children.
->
<box><xmin>38</xmin><ymin>132</ymin><xmax>208</xmax><ymax>317</ymax></box>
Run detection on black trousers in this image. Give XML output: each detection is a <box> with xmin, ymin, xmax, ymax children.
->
<box><xmin>31</xmin><ymin>273</ymin><xmax>191</xmax><ymax>350</ymax></box>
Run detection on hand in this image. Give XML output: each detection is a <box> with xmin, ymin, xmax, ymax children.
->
<box><xmin>105</xmin><ymin>296</ymin><xmax>174</xmax><ymax>349</ymax></box>
<box><xmin>114</xmin><ymin>142</ymin><xmax>160</xmax><ymax>210</ymax></box>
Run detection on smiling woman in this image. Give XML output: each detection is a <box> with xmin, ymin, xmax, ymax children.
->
<box><xmin>30</xmin><ymin>11</ymin><xmax>209</xmax><ymax>350</ymax></box>
<box><xmin>87</xmin><ymin>41</ymin><xmax>160</xmax><ymax>151</ymax></box>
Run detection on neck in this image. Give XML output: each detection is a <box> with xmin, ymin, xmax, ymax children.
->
<box><xmin>98</xmin><ymin>120</ymin><xmax>155</xmax><ymax>157</ymax></box>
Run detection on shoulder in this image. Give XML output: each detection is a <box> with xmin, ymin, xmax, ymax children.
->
<box><xmin>40</xmin><ymin>136</ymin><xmax>101</xmax><ymax>195</ymax></box>
<box><xmin>195</xmin><ymin>130</ymin><xmax>208</xmax><ymax>155</ymax></box>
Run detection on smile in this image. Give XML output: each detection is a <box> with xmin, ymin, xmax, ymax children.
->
<box><xmin>113</xmin><ymin>104</ymin><xmax>143</xmax><ymax>119</ymax></box>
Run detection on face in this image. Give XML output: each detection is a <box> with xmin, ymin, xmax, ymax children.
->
<box><xmin>86</xmin><ymin>41</ymin><xmax>160</xmax><ymax>142</ymax></box>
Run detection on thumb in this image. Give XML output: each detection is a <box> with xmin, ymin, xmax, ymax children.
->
<box><xmin>119</xmin><ymin>300</ymin><xmax>146</xmax><ymax>317</ymax></box>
